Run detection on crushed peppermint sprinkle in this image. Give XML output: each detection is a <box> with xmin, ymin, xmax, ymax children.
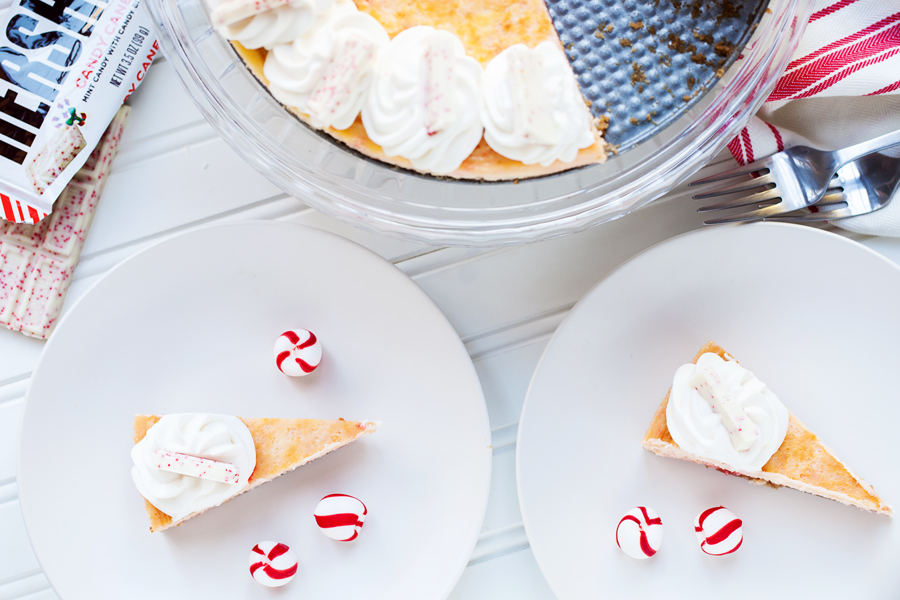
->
<box><xmin>151</xmin><ymin>450</ymin><xmax>240</xmax><ymax>484</ymax></box>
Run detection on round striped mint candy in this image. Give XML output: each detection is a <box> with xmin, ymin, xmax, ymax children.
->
<box><xmin>694</xmin><ymin>506</ymin><xmax>743</xmax><ymax>556</ymax></box>
<box><xmin>615</xmin><ymin>506</ymin><xmax>663</xmax><ymax>559</ymax></box>
<box><xmin>314</xmin><ymin>494</ymin><xmax>367</xmax><ymax>541</ymax></box>
<box><xmin>249</xmin><ymin>541</ymin><xmax>298</xmax><ymax>587</ymax></box>
<box><xmin>274</xmin><ymin>329</ymin><xmax>322</xmax><ymax>377</ymax></box>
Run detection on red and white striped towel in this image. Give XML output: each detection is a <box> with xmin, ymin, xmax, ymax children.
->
<box><xmin>728</xmin><ymin>0</ymin><xmax>900</xmax><ymax>235</ymax></box>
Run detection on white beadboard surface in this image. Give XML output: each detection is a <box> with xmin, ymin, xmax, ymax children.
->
<box><xmin>2</xmin><ymin>53</ymin><xmax>900</xmax><ymax>600</ymax></box>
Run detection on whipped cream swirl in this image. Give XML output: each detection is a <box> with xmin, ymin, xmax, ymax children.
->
<box><xmin>210</xmin><ymin>0</ymin><xmax>334</xmax><ymax>50</ymax></box>
<box><xmin>362</xmin><ymin>26</ymin><xmax>484</xmax><ymax>175</ymax></box>
<box><xmin>666</xmin><ymin>353</ymin><xmax>789</xmax><ymax>473</ymax></box>
<box><xmin>264</xmin><ymin>4</ymin><xmax>389</xmax><ymax>130</ymax></box>
<box><xmin>131</xmin><ymin>414</ymin><xmax>256</xmax><ymax>522</ymax></box>
<box><xmin>481</xmin><ymin>42</ymin><xmax>595</xmax><ymax>167</ymax></box>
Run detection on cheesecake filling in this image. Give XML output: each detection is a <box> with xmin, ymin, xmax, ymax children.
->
<box><xmin>667</xmin><ymin>352</ymin><xmax>788</xmax><ymax>473</ymax></box>
<box><xmin>362</xmin><ymin>26</ymin><xmax>484</xmax><ymax>175</ymax></box>
<box><xmin>481</xmin><ymin>42</ymin><xmax>595</xmax><ymax>167</ymax></box>
<box><xmin>131</xmin><ymin>414</ymin><xmax>256</xmax><ymax>521</ymax></box>
<box><xmin>264</xmin><ymin>2</ymin><xmax>390</xmax><ymax>130</ymax></box>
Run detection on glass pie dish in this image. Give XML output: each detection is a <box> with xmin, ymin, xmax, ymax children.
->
<box><xmin>144</xmin><ymin>0</ymin><xmax>814</xmax><ymax>246</ymax></box>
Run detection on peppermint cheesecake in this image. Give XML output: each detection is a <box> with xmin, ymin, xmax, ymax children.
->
<box><xmin>642</xmin><ymin>341</ymin><xmax>891</xmax><ymax>516</ymax></box>
<box><xmin>132</xmin><ymin>413</ymin><xmax>378</xmax><ymax>532</ymax></box>
<box><xmin>207</xmin><ymin>0</ymin><xmax>607</xmax><ymax>179</ymax></box>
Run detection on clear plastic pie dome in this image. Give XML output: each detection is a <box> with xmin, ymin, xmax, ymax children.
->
<box><xmin>144</xmin><ymin>0</ymin><xmax>813</xmax><ymax>246</ymax></box>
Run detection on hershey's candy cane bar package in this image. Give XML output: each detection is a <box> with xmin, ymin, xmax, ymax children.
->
<box><xmin>0</xmin><ymin>0</ymin><xmax>158</xmax><ymax>223</ymax></box>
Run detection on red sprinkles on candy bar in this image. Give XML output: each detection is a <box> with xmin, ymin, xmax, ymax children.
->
<box><xmin>314</xmin><ymin>494</ymin><xmax>367</xmax><ymax>541</ymax></box>
<box><xmin>694</xmin><ymin>506</ymin><xmax>743</xmax><ymax>556</ymax></box>
<box><xmin>249</xmin><ymin>541</ymin><xmax>298</xmax><ymax>587</ymax></box>
<box><xmin>306</xmin><ymin>37</ymin><xmax>377</xmax><ymax>126</ymax></box>
<box><xmin>151</xmin><ymin>450</ymin><xmax>240</xmax><ymax>484</ymax></box>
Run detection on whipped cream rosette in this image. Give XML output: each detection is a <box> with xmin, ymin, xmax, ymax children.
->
<box><xmin>264</xmin><ymin>1</ymin><xmax>389</xmax><ymax>130</ymax></box>
<box><xmin>131</xmin><ymin>413</ymin><xmax>256</xmax><ymax>522</ymax></box>
<box><xmin>210</xmin><ymin>0</ymin><xmax>335</xmax><ymax>50</ymax></box>
<box><xmin>362</xmin><ymin>26</ymin><xmax>484</xmax><ymax>175</ymax></box>
<box><xmin>666</xmin><ymin>352</ymin><xmax>789</xmax><ymax>473</ymax></box>
<box><xmin>481</xmin><ymin>42</ymin><xmax>596</xmax><ymax>167</ymax></box>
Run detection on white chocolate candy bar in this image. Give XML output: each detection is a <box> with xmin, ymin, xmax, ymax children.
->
<box><xmin>151</xmin><ymin>450</ymin><xmax>240</xmax><ymax>484</ymax></box>
<box><xmin>689</xmin><ymin>366</ymin><xmax>759</xmax><ymax>452</ymax></box>
<box><xmin>422</xmin><ymin>33</ymin><xmax>457</xmax><ymax>135</ymax></box>
<box><xmin>25</xmin><ymin>125</ymin><xmax>87</xmax><ymax>195</ymax></box>
<box><xmin>307</xmin><ymin>35</ymin><xmax>377</xmax><ymax>129</ymax></box>
<box><xmin>509</xmin><ymin>46</ymin><xmax>559</xmax><ymax>146</ymax></box>
<box><xmin>210</xmin><ymin>0</ymin><xmax>293</xmax><ymax>27</ymax></box>
<box><xmin>0</xmin><ymin>107</ymin><xmax>129</xmax><ymax>339</ymax></box>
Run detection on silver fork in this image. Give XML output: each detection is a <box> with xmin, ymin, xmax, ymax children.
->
<box><xmin>764</xmin><ymin>152</ymin><xmax>899</xmax><ymax>222</ymax></box>
<box><xmin>690</xmin><ymin>128</ymin><xmax>900</xmax><ymax>223</ymax></box>
<box><xmin>698</xmin><ymin>152</ymin><xmax>899</xmax><ymax>224</ymax></box>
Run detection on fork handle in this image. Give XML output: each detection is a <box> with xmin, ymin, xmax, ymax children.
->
<box><xmin>834</xmin><ymin>128</ymin><xmax>900</xmax><ymax>166</ymax></box>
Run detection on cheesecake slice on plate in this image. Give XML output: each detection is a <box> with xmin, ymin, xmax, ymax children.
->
<box><xmin>133</xmin><ymin>414</ymin><xmax>378</xmax><ymax>532</ymax></box>
<box><xmin>642</xmin><ymin>341</ymin><xmax>891</xmax><ymax>516</ymax></box>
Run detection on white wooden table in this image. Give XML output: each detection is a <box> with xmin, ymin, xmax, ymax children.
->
<box><xmin>2</xmin><ymin>54</ymin><xmax>900</xmax><ymax>600</ymax></box>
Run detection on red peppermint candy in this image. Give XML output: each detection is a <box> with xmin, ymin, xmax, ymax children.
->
<box><xmin>694</xmin><ymin>506</ymin><xmax>743</xmax><ymax>556</ymax></box>
<box><xmin>314</xmin><ymin>494</ymin><xmax>367</xmax><ymax>542</ymax></box>
<box><xmin>274</xmin><ymin>329</ymin><xmax>322</xmax><ymax>377</ymax></box>
<box><xmin>249</xmin><ymin>541</ymin><xmax>298</xmax><ymax>587</ymax></box>
<box><xmin>615</xmin><ymin>506</ymin><xmax>663</xmax><ymax>559</ymax></box>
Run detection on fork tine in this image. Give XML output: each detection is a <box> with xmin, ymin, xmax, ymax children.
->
<box><xmin>692</xmin><ymin>173</ymin><xmax>776</xmax><ymax>200</ymax></box>
<box><xmin>697</xmin><ymin>187</ymin><xmax>781</xmax><ymax>212</ymax></box>
<box><xmin>708</xmin><ymin>188</ymin><xmax>854</xmax><ymax>224</ymax></box>
<box><xmin>698</xmin><ymin>178</ymin><xmax>845</xmax><ymax>212</ymax></box>
<box><xmin>689</xmin><ymin>159</ymin><xmax>772</xmax><ymax>186</ymax></box>
<box><xmin>764</xmin><ymin>209</ymin><xmax>854</xmax><ymax>222</ymax></box>
<box><xmin>702</xmin><ymin>201</ymin><xmax>797</xmax><ymax>225</ymax></box>
<box><xmin>762</xmin><ymin>190</ymin><xmax>855</xmax><ymax>222</ymax></box>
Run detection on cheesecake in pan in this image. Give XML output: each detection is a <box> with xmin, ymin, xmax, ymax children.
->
<box><xmin>208</xmin><ymin>0</ymin><xmax>607</xmax><ymax>179</ymax></box>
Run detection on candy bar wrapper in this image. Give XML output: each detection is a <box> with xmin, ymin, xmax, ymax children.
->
<box><xmin>0</xmin><ymin>0</ymin><xmax>158</xmax><ymax>224</ymax></box>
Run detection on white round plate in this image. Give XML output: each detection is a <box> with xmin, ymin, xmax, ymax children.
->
<box><xmin>18</xmin><ymin>222</ymin><xmax>491</xmax><ymax>600</ymax></box>
<box><xmin>517</xmin><ymin>223</ymin><xmax>900</xmax><ymax>599</ymax></box>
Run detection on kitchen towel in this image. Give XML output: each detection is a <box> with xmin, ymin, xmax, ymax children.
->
<box><xmin>728</xmin><ymin>0</ymin><xmax>900</xmax><ymax>235</ymax></box>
